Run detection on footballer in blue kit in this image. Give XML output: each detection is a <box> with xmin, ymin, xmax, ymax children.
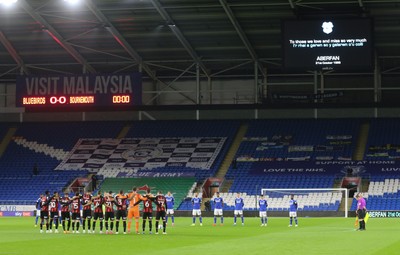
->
<box><xmin>289</xmin><ymin>194</ymin><xmax>298</xmax><ymax>227</ymax></box>
<box><xmin>233</xmin><ymin>192</ymin><xmax>244</xmax><ymax>226</ymax></box>
<box><xmin>258</xmin><ymin>195</ymin><xmax>268</xmax><ymax>226</ymax></box>
<box><xmin>165</xmin><ymin>191</ymin><xmax>175</xmax><ymax>226</ymax></box>
<box><xmin>213</xmin><ymin>192</ymin><xmax>224</xmax><ymax>226</ymax></box>
<box><xmin>191</xmin><ymin>193</ymin><xmax>203</xmax><ymax>226</ymax></box>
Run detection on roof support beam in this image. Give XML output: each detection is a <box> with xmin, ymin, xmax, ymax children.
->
<box><xmin>18</xmin><ymin>0</ymin><xmax>95</xmax><ymax>73</ymax></box>
<box><xmin>219</xmin><ymin>0</ymin><xmax>266</xmax><ymax>77</ymax></box>
<box><xmin>85</xmin><ymin>0</ymin><xmax>156</xmax><ymax>80</ymax></box>
<box><xmin>0</xmin><ymin>31</ymin><xmax>29</xmax><ymax>74</ymax></box>
<box><xmin>288</xmin><ymin>0</ymin><xmax>295</xmax><ymax>9</ymax></box>
<box><xmin>149</xmin><ymin>0</ymin><xmax>210</xmax><ymax>78</ymax></box>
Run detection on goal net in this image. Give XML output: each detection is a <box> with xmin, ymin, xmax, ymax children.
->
<box><xmin>260</xmin><ymin>188</ymin><xmax>348</xmax><ymax>218</ymax></box>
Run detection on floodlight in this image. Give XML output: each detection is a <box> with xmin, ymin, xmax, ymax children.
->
<box><xmin>0</xmin><ymin>0</ymin><xmax>18</xmax><ymax>7</ymax></box>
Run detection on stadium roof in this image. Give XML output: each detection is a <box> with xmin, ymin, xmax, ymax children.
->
<box><xmin>0</xmin><ymin>0</ymin><xmax>399</xmax><ymax>80</ymax></box>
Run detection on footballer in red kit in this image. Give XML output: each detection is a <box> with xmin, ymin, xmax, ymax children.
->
<box><xmin>104</xmin><ymin>191</ymin><xmax>116</xmax><ymax>234</ymax></box>
<box><xmin>71</xmin><ymin>193</ymin><xmax>81</xmax><ymax>233</ymax></box>
<box><xmin>114</xmin><ymin>190</ymin><xmax>128</xmax><ymax>234</ymax></box>
<box><xmin>39</xmin><ymin>192</ymin><xmax>50</xmax><ymax>233</ymax></box>
<box><xmin>60</xmin><ymin>193</ymin><xmax>72</xmax><ymax>233</ymax></box>
<box><xmin>48</xmin><ymin>191</ymin><xmax>60</xmax><ymax>233</ymax></box>
<box><xmin>92</xmin><ymin>194</ymin><xmax>104</xmax><ymax>234</ymax></box>
<box><xmin>154</xmin><ymin>191</ymin><xmax>167</xmax><ymax>234</ymax></box>
<box><xmin>134</xmin><ymin>189</ymin><xmax>154</xmax><ymax>234</ymax></box>
<box><xmin>81</xmin><ymin>191</ymin><xmax>92</xmax><ymax>233</ymax></box>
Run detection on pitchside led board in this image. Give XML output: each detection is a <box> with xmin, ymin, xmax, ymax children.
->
<box><xmin>282</xmin><ymin>18</ymin><xmax>373</xmax><ymax>71</ymax></box>
<box><xmin>15</xmin><ymin>73</ymin><xmax>142</xmax><ymax>110</ymax></box>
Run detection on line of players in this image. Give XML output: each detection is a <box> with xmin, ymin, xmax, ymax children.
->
<box><xmin>35</xmin><ymin>188</ymin><xmax>176</xmax><ymax>235</ymax></box>
<box><xmin>191</xmin><ymin>192</ymin><xmax>298</xmax><ymax>227</ymax></box>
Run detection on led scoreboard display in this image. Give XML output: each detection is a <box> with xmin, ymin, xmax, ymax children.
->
<box><xmin>16</xmin><ymin>73</ymin><xmax>142</xmax><ymax>110</ymax></box>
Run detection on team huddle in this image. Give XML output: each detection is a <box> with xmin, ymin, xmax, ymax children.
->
<box><xmin>36</xmin><ymin>189</ymin><xmax>300</xmax><ymax>233</ymax></box>
<box><xmin>35</xmin><ymin>188</ymin><xmax>175</xmax><ymax>235</ymax></box>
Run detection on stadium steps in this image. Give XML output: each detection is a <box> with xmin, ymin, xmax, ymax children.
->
<box><xmin>116</xmin><ymin>124</ymin><xmax>131</xmax><ymax>139</ymax></box>
<box><xmin>214</xmin><ymin>123</ymin><xmax>248</xmax><ymax>179</ymax></box>
<box><xmin>220</xmin><ymin>179</ymin><xmax>233</xmax><ymax>193</ymax></box>
<box><xmin>353</xmin><ymin>121</ymin><xmax>370</xmax><ymax>160</ymax></box>
<box><xmin>0</xmin><ymin>127</ymin><xmax>17</xmax><ymax>157</ymax></box>
<box><xmin>201</xmin><ymin>197</ymin><xmax>211</xmax><ymax>211</ymax></box>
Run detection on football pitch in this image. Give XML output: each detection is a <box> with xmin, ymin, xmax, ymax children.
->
<box><xmin>0</xmin><ymin>217</ymin><xmax>399</xmax><ymax>255</ymax></box>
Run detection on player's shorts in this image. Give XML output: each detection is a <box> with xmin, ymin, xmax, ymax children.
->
<box><xmin>127</xmin><ymin>209</ymin><xmax>140</xmax><ymax>219</ymax></box>
<box><xmin>289</xmin><ymin>211</ymin><xmax>297</xmax><ymax>217</ymax></box>
<box><xmin>192</xmin><ymin>209</ymin><xmax>201</xmax><ymax>216</ymax></box>
<box><xmin>259</xmin><ymin>211</ymin><xmax>267</xmax><ymax>217</ymax></box>
<box><xmin>82</xmin><ymin>209</ymin><xmax>92</xmax><ymax>219</ymax></box>
<box><xmin>142</xmin><ymin>212</ymin><xmax>153</xmax><ymax>220</ymax></box>
<box><xmin>214</xmin><ymin>209</ymin><xmax>223</xmax><ymax>216</ymax></box>
<box><xmin>71</xmin><ymin>212</ymin><xmax>81</xmax><ymax>220</ymax></box>
<box><xmin>50</xmin><ymin>211</ymin><xmax>59</xmax><ymax>219</ymax></box>
<box><xmin>166</xmin><ymin>209</ymin><xmax>174</xmax><ymax>215</ymax></box>
<box><xmin>357</xmin><ymin>209</ymin><xmax>366</xmax><ymax>219</ymax></box>
<box><xmin>61</xmin><ymin>212</ymin><xmax>70</xmax><ymax>221</ymax></box>
<box><xmin>234</xmin><ymin>210</ymin><xmax>243</xmax><ymax>216</ymax></box>
<box><xmin>116</xmin><ymin>210</ymin><xmax>127</xmax><ymax>220</ymax></box>
<box><xmin>156</xmin><ymin>211</ymin><xmax>166</xmax><ymax>221</ymax></box>
<box><xmin>40</xmin><ymin>210</ymin><xmax>49</xmax><ymax>219</ymax></box>
<box><xmin>93</xmin><ymin>212</ymin><xmax>104</xmax><ymax>221</ymax></box>
<box><xmin>105</xmin><ymin>212</ymin><xmax>115</xmax><ymax>221</ymax></box>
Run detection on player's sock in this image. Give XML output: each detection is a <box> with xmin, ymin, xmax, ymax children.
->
<box><xmin>265</xmin><ymin>217</ymin><xmax>268</xmax><ymax>224</ymax></box>
<box><xmin>40</xmin><ymin>221</ymin><xmax>43</xmax><ymax>230</ymax></box>
<box><xmin>92</xmin><ymin>221</ymin><xmax>96</xmax><ymax>231</ymax></box>
<box><xmin>192</xmin><ymin>217</ymin><xmax>196</xmax><ymax>224</ymax></box>
<box><xmin>72</xmin><ymin>222</ymin><xmax>75</xmax><ymax>231</ymax></box>
<box><xmin>55</xmin><ymin>219</ymin><xmax>59</xmax><ymax>230</ymax></box>
<box><xmin>35</xmin><ymin>216</ymin><xmax>39</xmax><ymax>225</ymax></box>
<box><xmin>46</xmin><ymin>222</ymin><xmax>49</xmax><ymax>230</ymax></box>
<box><xmin>163</xmin><ymin>221</ymin><xmax>166</xmax><ymax>232</ymax></box>
<box><xmin>68</xmin><ymin>220</ymin><xmax>71</xmax><ymax>231</ymax></box>
<box><xmin>127</xmin><ymin>221</ymin><xmax>131</xmax><ymax>231</ymax></box>
<box><xmin>290</xmin><ymin>217</ymin><xmax>293</xmax><ymax>225</ymax></box>
<box><xmin>165</xmin><ymin>216</ymin><xmax>168</xmax><ymax>223</ymax></box>
<box><xmin>155</xmin><ymin>221</ymin><xmax>159</xmax><ymax>232</ymax></box>
<box><xmin>100</xmin><ymin>221</ymin><xmax>103</xmax><ymax>231</ymax></box>
<box><xmin>123</xmin><ymin>221</ymin><xmax>126</xmax><ymax>232</ymax></box>
<box><xmin>234</xmin><ymin>216</ymin><xmax>237</xmax><ymax>223</ymax></box>
<box><xmin>105</xmin><ymin>222</ymin><xmax>108</xmax><ymax>230</ymax></box>
<box><xmin>116</xmin><ymin>221</ymin><xmax>120</xmax><ymax>232</ymax></box>
<box><xmin>76</xmin><ymin>222</ymin><xmax>80</xmax><ymax>231</ymax></box>
<box><xmin>82</xmin><ymin>219</ymin><xmax>86</xmax><ymax>230</ymax></box>
<box><xmin>214</xmin><ymin>216</ymin><xmax>217</xmax><ymax>224</ymax></box>
<box><xmin>142</xmin><ymin>220</ymin><xmax>146</xmax><ymax>232</ymax></box>
<box><xmin>149</xmin><ymin>221</ymin><xmax>152</xmax><ymax>232</ymax></box>
<box><xmin>241</xmin><ymin>216</ymin><xmax>244</xmax><ymax>224</ymax></box>
<box><xmin>294</xmin><ymin>217</ymin><xmax>298</xmax><ymax>225</ymax></box>
<box><xmin>171</xmin><ymin>215</ymin><xmax>174</xmax><ymax>223</ymax></box>
<box><xmin>87</xmin><ymin>219</ymin><xmax>91</xmax><ymax>231</ymax></box>
<box><xmin>200</xmin><ymin>217</ymin><xmax>203</xmax><ymax>223</ymax></box>
<box><xmin>110</xmin><ymin>222</ymin><xmax>114</xmax><ymax>231</ymax></box>
<box><xmin>221</xmin><ymin>217</ymin><xmax>224</xmax><ymax>224</ymax></box>
<box><xmin>49</xmin><ymin>219</ymin><xmax>53</xmax><ymax>229</ymax></box>
<box><xmin>261</xmin><ymin>218</ymin><xmax>264</xmax><ymax>224</ymax></box>
<box><xmin>62</xmin><ymin>221</ymin><xmax>66</xmax><ymax>231</ymax></box>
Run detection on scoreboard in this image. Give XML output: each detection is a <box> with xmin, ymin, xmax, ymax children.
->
<box><xmin>16</xmin><ymin>73</ymin><xmax>142</xmax><ymax>110</ymax></box>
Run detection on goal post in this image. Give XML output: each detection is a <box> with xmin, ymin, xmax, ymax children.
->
<box><xmin>260</xmin><ymin>188</ymin><xmax>349</xmax><ymax>218</ymax></box>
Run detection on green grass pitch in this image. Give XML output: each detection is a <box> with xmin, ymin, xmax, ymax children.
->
<box><xmin>0</xmin><ymin>217</ymin><xmax>399</xmax><ymax>255</ymax></box>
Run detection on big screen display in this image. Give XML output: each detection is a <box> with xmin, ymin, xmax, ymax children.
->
<box><xmin>282</xmin><ymin>18</ymin><xmax>373</xmax><ymax>71</ymax></box>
